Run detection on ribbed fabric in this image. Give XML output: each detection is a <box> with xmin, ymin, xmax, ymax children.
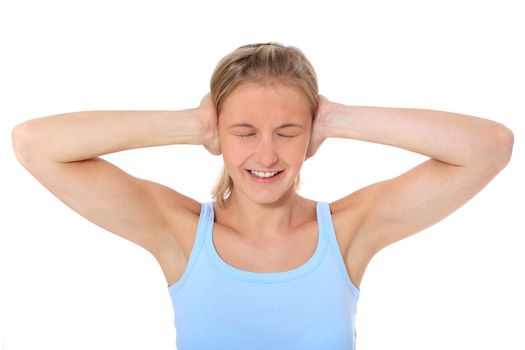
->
<box><xmin>168</xmin><ymin>201</ymin><xmax>360</xmax><ymax>350</ymax></box>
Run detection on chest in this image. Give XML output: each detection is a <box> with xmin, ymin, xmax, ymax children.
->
<box><xmin>167</xmin><ymin>212</ymin><xmax>359</xmax><ymax>287</ymax></box>
<box><xmin>211</xmin><ymin>221</ymin><xmax>321</xmax><ymax>273</ymax></box>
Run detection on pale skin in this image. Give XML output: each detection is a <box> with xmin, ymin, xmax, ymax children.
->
<box><xmin>12</xmin><ymin>80</ymin><xmax>514</xmax><ymax>289</ymax></box>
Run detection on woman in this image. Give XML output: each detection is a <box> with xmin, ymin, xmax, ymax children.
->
<box><xmin>12</xmin><ymin>42</ymin><xmax>514</xmax><ymax>349</ymax></box>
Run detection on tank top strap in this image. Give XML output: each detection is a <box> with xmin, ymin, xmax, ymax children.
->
<box><xmin>316</xmin><ymin>201</ymin><xmax>333</xmax><ymax>235</ymax></box>
<box><xmin>205</xmin><ymin>201</ymin><xmax>329</xmax><ymax>283</ymax></box>
<box><xmin>168</xmin><ymin>202</ymin><xmax>213</xmax><ymax>294</ymax></box>
<box><xmin>317</xmin><ymin>201</ymin><xmax>360</xmax><ymax>299</ymax></box>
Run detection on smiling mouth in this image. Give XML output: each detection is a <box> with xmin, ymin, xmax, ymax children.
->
<box><xmin>246</xmin><ymin>169</ymin><xmax>284</xmax><ymax>178</ymax></box>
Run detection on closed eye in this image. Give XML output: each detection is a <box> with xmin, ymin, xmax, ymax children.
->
<box><xmin>236</xmin><ymin>134</ymin><xmax>296</xmax><ymax>138</ymax></box>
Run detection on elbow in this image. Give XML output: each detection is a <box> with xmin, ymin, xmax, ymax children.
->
<box><xmin>12</xmin><ymin>122</ymin><xmax>36</xmax><ymax>165</ymax></box>
<box><xmin>484</xmin><ymin>123</ymin><xmax>514</xmax><ymax>169</ymax></box>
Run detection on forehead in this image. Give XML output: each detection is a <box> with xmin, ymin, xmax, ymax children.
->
<box><xmin>220</xmin><ymin>81</ymin><xmax>311</xmax><ymax>125</ymax></box>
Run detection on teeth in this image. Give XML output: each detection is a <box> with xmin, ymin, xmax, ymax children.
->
<box><xmin>250</xmin><ymin>170</ymin><xmax>279</xmax><ymax>178</ymax></box>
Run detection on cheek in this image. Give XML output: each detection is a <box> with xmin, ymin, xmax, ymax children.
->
<box><xmin>218</xmin><ymin>133</ymin><xmax>238</xmax><ymax>153</ymax></box>
<box><xmin>278</xmin><ymin>142</ymin><xmax>309</xmax><ymax>164</ymax></box>
<box><xmin>219</xmin><ymin>139</ymin><xmax>247</xmax><ymax>167</ymax></box>
<box><xmin>293</xmin><ymin>136</ymin><xmax>310</xmax><ymax>153</ymax></box>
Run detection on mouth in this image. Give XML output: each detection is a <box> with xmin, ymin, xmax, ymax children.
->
<box><xmin>245</xmin><ymin>169</ymin><xmax>285</xmax><ymax>182</ymax></box>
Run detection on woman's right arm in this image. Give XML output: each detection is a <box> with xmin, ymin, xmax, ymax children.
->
<box><xmin>11</xmin><ymin>98</ymin><xmax>219</xmax><ymax>269</ymax></box>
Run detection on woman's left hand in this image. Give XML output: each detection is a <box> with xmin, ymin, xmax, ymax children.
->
<box><xmin>306</xmin><ymin>95</ymin><xmax>331</xmax><ymax>160</ymax></box>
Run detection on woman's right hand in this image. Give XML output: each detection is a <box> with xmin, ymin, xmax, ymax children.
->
<box><xmin>197</xmin><ymin>93</ymin><xmax>221</xmax><ymax>156</ymax></box>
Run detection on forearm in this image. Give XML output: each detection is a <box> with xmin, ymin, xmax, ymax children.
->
<box><xmin>323</xmin><ymin>103</ymin><xmax>513</xmax><ymax>166</ymax></box>
<box><xmin>12</xmin><ymin>109</ymin><xmax>204</xmax><ymax>163</ymax></box>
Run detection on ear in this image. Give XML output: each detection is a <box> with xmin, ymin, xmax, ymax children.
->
<box><xmin>305</xmin><ymin>115</ymin><xmax>326</xmax><ymax>160</ymax></box>
<box><xmin>305</xmin><ymin>135</ymin><xmax>315</xmax><ymax>161</ymax></box>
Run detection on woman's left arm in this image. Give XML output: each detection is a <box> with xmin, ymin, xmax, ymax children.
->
<box><xmin>310</xmin><ymin>96</ymin><xmax>514</xmax><ymax>252</ymax></box>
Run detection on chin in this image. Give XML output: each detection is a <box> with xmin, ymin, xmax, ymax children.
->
<box><xmin>248</xmin><ymin>186</ymin><xmax>297</xmax><ymax>205</ymax></box>
<box><xmin>230</xmin><ymin>168</ymin><xmax>298</xmax><ymax>199</ymax></box>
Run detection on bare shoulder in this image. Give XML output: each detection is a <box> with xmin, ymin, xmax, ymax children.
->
<box><xmin>154</xmin><ymin>186</ymin><xmax>202</xmax><ymax>285</ymax></box>
<box><xmin>329</xmin><ymin>189</ymin><xmax>373</xmax><ymax>289</ymax></box>
<box><xmin>329</xmin><ymin>189</ymin><xmax>369</xmax><ymax>249</ymax></box>
<box><xmin>158</xmin><ymin>186</ymin><xmax>202</xmax><ymax>237</ymax></box>
<box><xmin>157</xmin><ymin>186</ymin><xmax>201</xmax><ymax>255</ymax></box>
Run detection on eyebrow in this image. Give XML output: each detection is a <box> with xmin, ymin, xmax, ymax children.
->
<box><xmin>229</xmin><ymin>123</ymin><xmax>303</xmax><ymax>129</ymax></box>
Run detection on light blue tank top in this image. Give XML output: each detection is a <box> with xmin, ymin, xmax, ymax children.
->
<box><xmin>168</xmin><ymin>201</ymin><xmax>360</xmax><ymax>350</ymax></box>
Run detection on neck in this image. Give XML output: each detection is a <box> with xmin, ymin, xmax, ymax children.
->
<box><xmin>220</xmin><ymin>188</ymin><xmax>303</xmax><ymax>239</ymax></box>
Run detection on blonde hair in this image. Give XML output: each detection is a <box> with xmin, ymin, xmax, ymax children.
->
<box><xmin>209</xmin><ymin>42</ymin><xmax>319</xmax><ymax>208</ymax></box>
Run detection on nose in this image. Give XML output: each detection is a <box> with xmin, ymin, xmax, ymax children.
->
<box><xmin>254</xmin><ymin>135</ymin><xmax>279</xmax><ymax>167</ymax></box>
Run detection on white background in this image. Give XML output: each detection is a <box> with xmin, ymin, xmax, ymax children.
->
<box><xmin>1</xmin><ymin>0</ymin><xmax>523</xmax><ymax>349</ymax></box>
